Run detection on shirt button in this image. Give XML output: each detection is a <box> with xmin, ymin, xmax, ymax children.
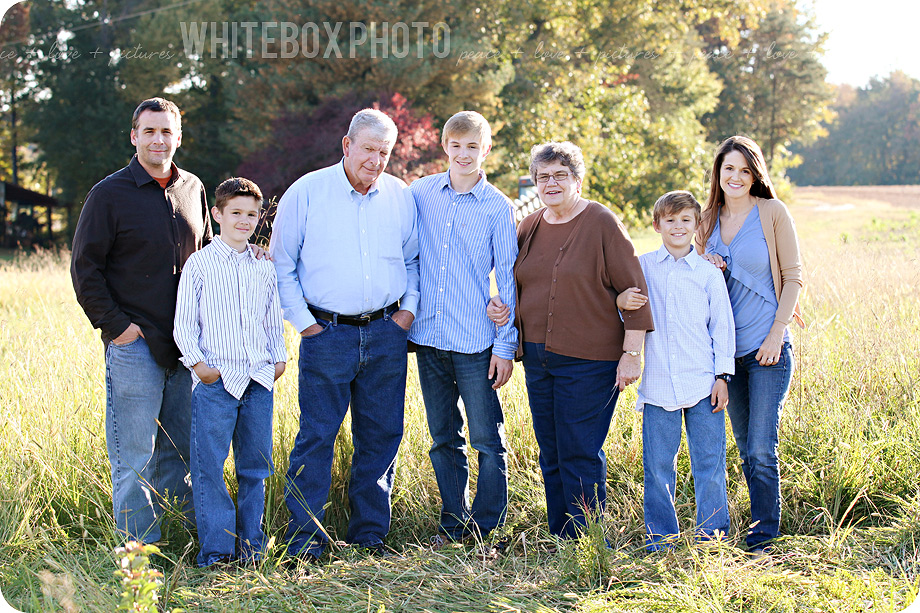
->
<box><xmin>443</xmin><ymin>244</ymin><xmax>448</xmax><ymax>248</ymax></box>
<box><xmin>436</xmin><ymin>311</ymin><xmax>441</xmax><ymax>315</ymax></box>
<box><xmin>365</xmin><ymin>275</ymin><xmax>370</xmax><ymax>280</ymax></box>
<box><xmin>439</xmin><ymin>288</ymin><xmax>444</xmax><ymax>292</ymax></box>
<box><xmin>447</xmin><ymin>222</ymin><xmax>451</xmax><ymax>226</ymax></box>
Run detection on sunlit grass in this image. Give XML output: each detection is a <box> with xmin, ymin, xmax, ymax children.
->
<box><xmin>1</xmin><ymin>189</ymin><xmax>918</xmax><ymax>611</ymax></box>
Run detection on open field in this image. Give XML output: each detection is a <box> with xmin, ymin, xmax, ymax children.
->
<box><xmin>1</xmin><ymin>186</ymin><xmax>918</xmax><ymax>612</ymax></box>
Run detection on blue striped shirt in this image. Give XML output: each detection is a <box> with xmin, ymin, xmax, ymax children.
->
<box><xmin>269</xmin><ymin>161</ymin><xmax>420</xmax><ymax>333</ymax></box>
<box><xmin>173</xmin><ymin>236</ymin><xmax>287</xmax><ymax>400</ymax></box>
<box><xmin>635</xmin><ymin>246</ymin><xmax>735</xmax><ymax>412</ymax></box>
<box><xmin>408</xmin><ymin>171</ymin><xmax>519</xmax><ymax>359</ymax></box>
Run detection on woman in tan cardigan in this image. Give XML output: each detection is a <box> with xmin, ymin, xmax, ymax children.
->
<box><xmin>696</xmin><ymin>135</ymin><xmax>803</xmax><ymax>556</ymax></box>
<box><xmin>488</xmin><ymin>141</ymin><xmax>653</xmax><ymax>538</ymax></box>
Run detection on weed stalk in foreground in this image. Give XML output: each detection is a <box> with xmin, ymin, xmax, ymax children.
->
<box><xmin>114</xmin><ymin>541</ymin><xmax>164</xmax><ymax>612</ymax></box>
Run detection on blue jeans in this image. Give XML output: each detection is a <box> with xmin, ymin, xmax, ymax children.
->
<box><xmin>285</xmin><ymin>313</ymin><xmax>408</xmax><ymax>557</ymax></box>
<box><xmin>415</xmin><ymin>346</ymin><xmax>508</xmax><ymax>540</ymax></box>
<box><xmin>642</xmin><ymin>397</ymin><xmax>729</xmax><ymax>551</ymax></box>
<box><xmin>520</xmin><ymin>342</ymin><xmax>619</xmax><ymax>538</ymax></box>
<box><xmin>727</xmin><ymin>341</ymin><xmax>794</xmax><ymax>549</ymax></box>
<box><xmin>104</xmin><ymin>335</ymin><xmax>194</xmax><ymax>542</ymax></box>
<box><xmin>191</xmin><ymin>378</ymin><xmax>273</xmax><ymax>566</ymax></box>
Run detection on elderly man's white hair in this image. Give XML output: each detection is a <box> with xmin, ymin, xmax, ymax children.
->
<box><xmin>346</xmin><ymin>108</ymin><xmax>398</xmax><ymax>142</ymax></box>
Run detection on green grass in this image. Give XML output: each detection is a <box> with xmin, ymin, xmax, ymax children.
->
<box><xmin>1</xmin><ymin>188</ymin><xmax>918</xmax><ymax>611</ymax></box>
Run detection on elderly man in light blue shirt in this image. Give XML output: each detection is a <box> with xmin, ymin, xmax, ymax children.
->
<box><xmin>270</xmin><ymin>109</ymin><xmax>419</xmax><ymax>562</ymax></box>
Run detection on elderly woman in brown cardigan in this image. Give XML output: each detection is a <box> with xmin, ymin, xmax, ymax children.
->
<box><xmin>488</xmin><ymin>141</ymin><xmax>653</xmax><ymax>538</ymax></box>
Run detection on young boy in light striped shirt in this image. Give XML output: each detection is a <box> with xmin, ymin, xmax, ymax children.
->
<box><xmin>174</xmin><ymin>177</ymin><xmax>286</xmax><ymax>567</ymax></box>
<box><xmin>618</xmin><ymin>191</ymin><xmax>735</xmax><ymax>551</ymax></box>
<box><xmin>408</xmin><ymin>111</ymin><xmax>518</xmax><ymax>550</ymax></box>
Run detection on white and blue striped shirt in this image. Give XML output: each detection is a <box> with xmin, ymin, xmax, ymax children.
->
<box><xmin>269</xmin><ymin>161</ymin><xmax>420</xmax><ymax>333</ymax></box>
<box><xmin>635</xmin><ymin>246</ymin><xmax>735</xmax><ymax>412</ymax></box>
<box><xmin>408</xmin><ymin>171</ymin><xmax>518</xmax><ymax>359</ymax></box>
<box><xmin>174</xmin><ymin>236</ymin><xmax>287</xmax><ymax>399</ymax></box>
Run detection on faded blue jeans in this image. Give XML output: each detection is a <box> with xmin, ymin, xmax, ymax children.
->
<box><xmin>285</xmin><ymin>312</ymin><xmax>408</xmax><ymax>558</ymax></box>
<box><xmin>416</xmin><ymin>345</ymin><xmax>508</xmax><ymax>540</ymax></box>
<box><xmin>104</xmin><ymin>335</ymin><xmax>194</xmax><ymax>542</ymax></box>
<box><xmin>642</xmin><ymin>397</ymin><xmax>729</xmax><ymax>551</ymax></box>
<box><xmin>191</xmin><ymin>378</ymin><xmax>273</xmax><ymax>566</ymax></box>
<box><xmin>727</xmin><ymin>341</ymin><xmax>794</xmax><ymax>550</ymax></box>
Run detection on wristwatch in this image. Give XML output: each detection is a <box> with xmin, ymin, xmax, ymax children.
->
<box><xmin>623</xmin><ymin>350</ymin><xmax>641</xmax><ymax>357</ymax></box>
<box><xmin>715</xmin><ymin>373</ymin><xmax>731</xmax><ymax>383</ymax></box>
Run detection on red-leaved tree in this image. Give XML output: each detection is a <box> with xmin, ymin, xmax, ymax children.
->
<box><xmin>238</xmin><ymin>92</ymin><xmax>442</xmax><ymax>205</ymax></box>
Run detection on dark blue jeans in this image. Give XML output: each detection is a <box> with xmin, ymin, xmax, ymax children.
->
<box><xmin>285</xmin><ymin>314</ymin><xmax>408</xmax><ymax>557</ymax></box>
<box><xmin>726</xmin><ymin>341</ymin><xmax>794</xmax><ymax>550</ymax></box>
<box><xmin>416</xmin><ymin>346</ymin><xmax>508</xmax><ymax>540</ymax></box>
<box><xmin>521</xmin><ymin>342</ymin><xmax>619</xmax><ymax>538</ymax></box>
<box><xmin>191</xmin><ymin>379</ymin><xmax>274</xmax><ymax>566</ymax></box>
<box><xmin>642</xmin><ymin>397</ymin><xmax>729</xmax><ymax>551</ymax></box>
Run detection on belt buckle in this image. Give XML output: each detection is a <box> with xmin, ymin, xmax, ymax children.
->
<box><xmin>356</xmin><ymin>312</ymin><xmax>373</xmax><ymax>324</ymax></box>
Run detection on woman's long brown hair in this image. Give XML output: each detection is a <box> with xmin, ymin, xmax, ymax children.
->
<box><xmin>698</xmin><ymin>136</ymin><xmax>778</xmax><ymax>250</ymax></box>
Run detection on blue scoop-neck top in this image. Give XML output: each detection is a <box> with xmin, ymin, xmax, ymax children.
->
<box><xmin>707</xmin><ymin>205</ymin><xmax>790</xmax><ymax>357</ymax></box>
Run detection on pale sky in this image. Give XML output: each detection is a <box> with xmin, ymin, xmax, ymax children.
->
<box><xmin>811</xmin><ymin>0</ymin><xmax>920</xmax><ymax>86</ymax></box>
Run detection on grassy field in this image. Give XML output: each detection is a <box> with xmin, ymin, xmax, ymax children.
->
<box><xmin>1</xmin><ymin>186</ymin><xmax>918</xmax><ymax>612</ymax></box>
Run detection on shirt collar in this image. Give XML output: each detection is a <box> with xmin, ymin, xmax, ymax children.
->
<box><xmin>438</xmin><ymin>169</ymin><xmax>488</xmax><ymax>201</ymax></box>
<box><xmin>128</xmin><ymin>155</ymin><xmax>181</xmax><ymax>188</ymax></box>
<box><xmin>336</xmin><ymin>159</ymin><xmax>380</xmax><ymax>197</ymax></box>
<box><xmin>655</xmin><ymin>244</ymin><xmax>701</xmax><ymax>269</ymax></box>
<box><xmin>212</xmin><ymin>235</ymin><xmax>254</xmax><ymax>260</ymax></box>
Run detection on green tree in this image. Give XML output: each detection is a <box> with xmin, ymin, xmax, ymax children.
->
<box><xmin>471</xmin><ymin>0</ymin><xmax>760</xmax><ymax>217</ymax></box>
<box><xmin>788</xmin><ymin>72</ymin><xmax>920</xmax><ymax>186</ymax></box>
<box><xmin>701</xmin><ymin>2</ymin><xmax>834</xmax><ymax>166</ymax></box>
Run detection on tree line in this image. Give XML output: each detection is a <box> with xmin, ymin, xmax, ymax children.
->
<box><xmin>1</xmin><ymin>0</ymin><xmax>834</xmax><ymax>227</ymax></box>
<box><xmin>788</xmin><ymin>71</ymin><xmax>920</xmax><ymax>186</ymax></box>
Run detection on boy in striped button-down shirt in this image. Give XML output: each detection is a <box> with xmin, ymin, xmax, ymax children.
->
<box><xmin>174</xmin><ymin>177</ymin><xmax>287</xmax><ymax>567</ymax></box>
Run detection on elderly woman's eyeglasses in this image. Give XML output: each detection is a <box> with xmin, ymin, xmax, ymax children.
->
<box><xmin>535</xmin><ymin>171</ymin><xmax>572</xmax><ymax>184</ymax></box>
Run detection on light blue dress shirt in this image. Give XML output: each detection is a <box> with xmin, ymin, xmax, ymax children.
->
<box><xmin>408</xmin><ymin>171</ymin><xmax>519</xmax><ymax>360</ymax></box>
<box><xmin>635</xmin><ymin>246</ymin><xmax>736</xmax><ymax>412</ymax></box>
<box><xmin>269</xmin><ymin>161</ymin><xmax>420</xmax><ymax>333</ymax></box>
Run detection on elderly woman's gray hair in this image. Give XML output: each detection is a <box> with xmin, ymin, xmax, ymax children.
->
<box><xmin>347</xmin><ymin>108</ymin><xmax>398</xmax><ymax>142</ymax></box>
<box><xmin>529</xmin><ymin>141</ymin><xmax>586</xmax><ymax>184</ymax></box>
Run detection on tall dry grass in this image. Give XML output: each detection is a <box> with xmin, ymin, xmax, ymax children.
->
<box><xmin>0</xmin><ymin>192</ymin><xmax>918</xmax><ymax>611</ymax></box>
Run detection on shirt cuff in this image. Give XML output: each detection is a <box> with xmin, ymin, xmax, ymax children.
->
<box><xmin>715</xmin><ymin>358</ymin><xmax>735</xmax><ymax>376</ymax></box>
<box><xmin>269</xmin><ymin>345</ymin><xmax>287</xmax><ymax>364</ymax></box>
<box><xmin>180</xmin><ymin>350</ymin><xmax>205</xmax><ymax>371</ymax></box>
<box><xmin>398</xmin><ymin>294</ymin><xmax>419</xmax><ymax>317</ymax></box>
<box><xmin>287</xmin><ymin>307</ymin><xmax>317</xmax><ymax>335</ymax></box>
<box><xmin>492</xmin><ymin>341</ymin><xmax>516</xmax><ymax>361</ymax></box>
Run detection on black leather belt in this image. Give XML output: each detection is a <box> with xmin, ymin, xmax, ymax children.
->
<box><xmin>308</xmin><ymin>303</ymin><xmax>398</xmax><ymax>326</ymax></box>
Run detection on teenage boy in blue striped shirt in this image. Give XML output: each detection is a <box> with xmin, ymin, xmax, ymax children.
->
<box><xmin>173</xmin><ymin>177</ymin><xmax>287</xmax><ymax>567</ymax></box>
<box><xmin>409</xmin><ymin>111</ymin><xmax>518</xmax><ymax>550</ymax></box>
